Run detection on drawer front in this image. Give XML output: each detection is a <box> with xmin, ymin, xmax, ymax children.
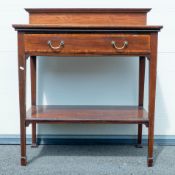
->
<box><xmin>24</xmin><ymin>34</ymin><xmax>150</xmax><ymax>55</ymax></box>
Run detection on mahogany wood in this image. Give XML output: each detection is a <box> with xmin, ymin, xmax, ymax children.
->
<box><xmin>18</xmin><ymin>32</ymin><xmax>27</xmax><ymax>166</ymax></box>
<box><xmin>147</xmin><ymin>33</ymin><xmax>158</xmax><ymax>167</ymax></box>
<box><xmin>26</xmin><ymin>105</ymin><xmax>148</xmax><ymax>125</ymax></box>
<box><xmin>13</xmin><ymin>24</ymin><xmax>163</xmax><ymax>31</ymax></box>
<box><xmin>137</xmin><ymin>56</ymin><xmax>146</xmax><ymax>147</ymax></box>
<box><xmin>25</xmin><ymin>8</ymin><xmax>150</xmax><ymax>26</ymax></box>
<box><xmin>30</xmin><ymin>56</ymin><xmax>37</xmax><ymax>147</ymax></box>
<box><xmin>13</xmin><ymin>8</ymin><xmax>162</xmax><ymax>167</ymax></box>
<box><xmin>24</xmin><ymin>34</ymin><xmax>150</xmax><ymax>55</ymax></box>
<box><xmin>25</xmin><ymin>8</ymin><xmax>151</xmax><ymax>13</ymax></box>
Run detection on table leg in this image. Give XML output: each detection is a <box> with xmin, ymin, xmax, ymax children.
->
<box><xmin>18</xmin><ymin>33</ymin><xmax>27</xmax><ymax>166</ymax></box>
<box><xmin>136</xmin><ymin>56</ymin><xmax>145</xmax><ymax>148</ymax></box>
<box><xmin>147</xmin><ymin>33</ymin><xmax>158</xmax><ymax>167</ymax></box>
<box><xmin>30</xmin><ymin>56</ymin><xmax>38</xmax><ymax>148</ymax></box>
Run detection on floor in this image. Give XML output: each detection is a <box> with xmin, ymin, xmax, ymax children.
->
<box><xmin>0</xmin><ymin>145</ymin><xmax>174</xmax><ymax>175</ymax></box>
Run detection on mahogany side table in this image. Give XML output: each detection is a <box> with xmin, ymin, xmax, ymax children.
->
<box><xmin>13</xmin><ymin>8</ymin><xmax>163</xmax><ymax>166</ymax></box>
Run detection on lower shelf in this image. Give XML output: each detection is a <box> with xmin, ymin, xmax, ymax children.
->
<box><xmin>26</xmin><ymin>105</ymin><xmax>149</xmax><ymax>125</ymax></box>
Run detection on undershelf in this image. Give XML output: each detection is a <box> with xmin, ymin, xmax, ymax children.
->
<box><xmin>26</xmin><ymin>105</ymin><xmax>149</xmax><ymax>125</ymax></box>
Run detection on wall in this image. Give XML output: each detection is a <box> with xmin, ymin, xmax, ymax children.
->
<box><xmin>0</xmin><ymin>0</ymin><xmax>175</xmax><ymax>138</ymax></box>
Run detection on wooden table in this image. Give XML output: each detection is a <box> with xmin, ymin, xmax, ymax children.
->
<box><xmin>13</xmin><ymin>8</ymin><xmax>162</xmax><ymax>167</ymax></box>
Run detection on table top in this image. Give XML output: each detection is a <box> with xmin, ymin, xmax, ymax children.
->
<box><xmin>13</xmin><ymin>24</ymin><xmax>163</xmax><ymax>32</ymax></box>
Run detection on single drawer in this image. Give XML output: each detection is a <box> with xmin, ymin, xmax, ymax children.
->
<box><xmin>24</xmin><ymin>34</ymin><xmax>150</xmax><ymax>55</ymax></box>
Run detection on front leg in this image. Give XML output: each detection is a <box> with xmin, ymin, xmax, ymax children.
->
<box><xmin>147</xmin><ymin>33</ymin><xmax>158</xmax><ymax>167</ymax></box>
<box><xmin>18</xmin><ymin>32</ymin><xmax>27</xmax><ymax>166</ymax></box>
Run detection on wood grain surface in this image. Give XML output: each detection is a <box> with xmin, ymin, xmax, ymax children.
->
<box><xmin>25</xmin><ymin>8</ymin><xmax>151</xmax><ymax>26</ymax></box>
<box><xmin>24</xmin><ymin>34</ymin><xmax>150</xmax><ymax>55</ymax></box>
<box><xmin>26</xmin><ymin>105</ymin><xmax>148</xmax><ymax>124</ymax></box>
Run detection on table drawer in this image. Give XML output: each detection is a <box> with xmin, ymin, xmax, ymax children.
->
<box><xmin>24</xmin><ymin>34</ymin><xmax>150</xmax><ymax>55</ymax></box>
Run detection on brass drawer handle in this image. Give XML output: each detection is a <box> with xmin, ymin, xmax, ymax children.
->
<box><xmin>48</xmin><ymin>40</ymin><xmax>64</xmax><ymax>50</ymax></box>
<box><xmin>111</xmin><ymin>40</ymin><xmax>128</xmax><ymax>50</ymax></box>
